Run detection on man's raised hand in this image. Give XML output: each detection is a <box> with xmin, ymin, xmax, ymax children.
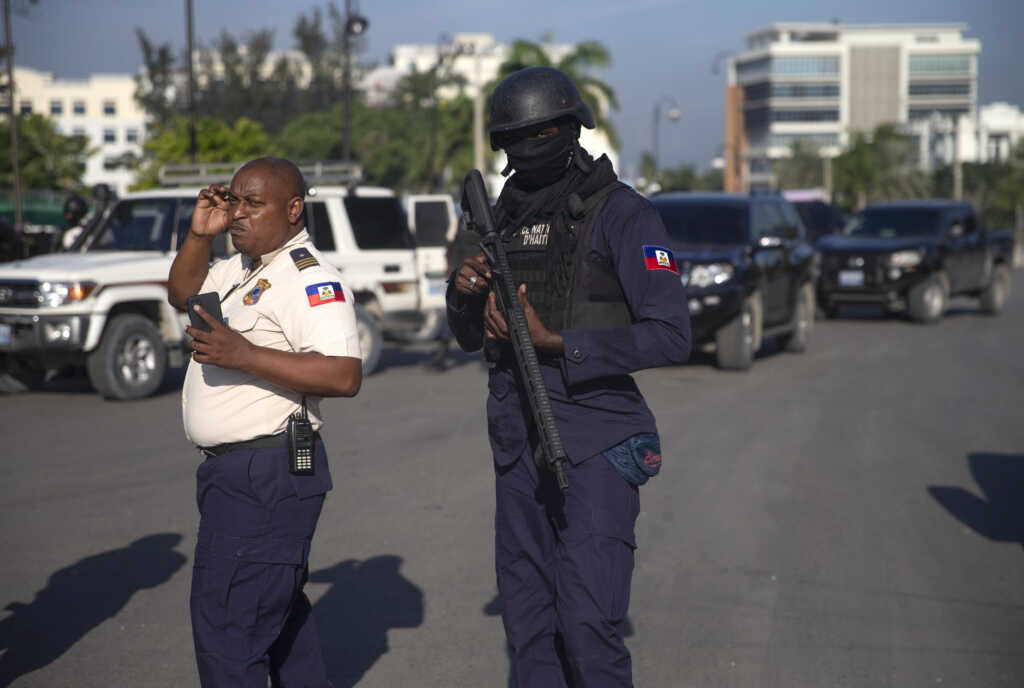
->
<box><xmin>190</xmin><ymin>184</ymin><xmax>234</xmax><ymax>238</ymax></box>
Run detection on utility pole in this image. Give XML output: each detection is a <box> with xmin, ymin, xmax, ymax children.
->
<box><xmin>952</xmin><ymin>117</ymin><xmax>963</xmax><ymax>200</ymax></box>
<box><xmin>185</xmin><ymin>0</ymin><xmax>197</xmax><ymax>163</ymax></box>
<box><xmin>472</xmin><ymin>49</ymin><xmax>485</xmax><ymax>174</ymax></box>
<box><xmin>3</xmin><ymin>0</ymin><xmax>22</xmax><ymax>233</ymax></box>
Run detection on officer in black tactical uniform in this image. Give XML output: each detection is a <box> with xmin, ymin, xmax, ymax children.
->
<box><xmin>60</xmin><ymin>194</ymin><xmax>88</xmax><ymax>250</ymax></box>
<box><xmin>447</xmin><ymin>67</ymin><xmax>691</xmax><ymax>687</ymax></box>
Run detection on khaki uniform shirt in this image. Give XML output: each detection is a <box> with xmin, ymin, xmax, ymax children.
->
<box><xmin>182</xmin><ymin>230</ymin><xmax>360</xmax><ymax>447</ymax></box>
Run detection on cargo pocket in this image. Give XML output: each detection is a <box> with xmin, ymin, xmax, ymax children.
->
<box><xmin>589</xmin><ymin>504</ymin><xmax>637</xmax><ymax>624</ymax></box>
<box><xmin>487</xmin><ymin>370</ymin><xmax>527</xmax><ymax>464</ymax></box>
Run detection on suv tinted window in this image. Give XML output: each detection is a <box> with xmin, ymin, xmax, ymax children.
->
<box><xmin>308</xmin><ymin>202</ymin><xmax>336</xmax><ymax>251</ymax></box>
<box><xmin>91</xmin><ymin>199</ymin><xmax>176</xmax><ymax>251</ymax></box>
<box><xmin>753</xmin><ymin>200</ymin><xmax>785</xmax><ymax>237</ymax></box>
<box><xmin>651</xmin><ymin>201</ymin><xmax>749</xmax><ymax>245</ymax></box>
<box><xmin>413</xmin><ymin>201</ymin><xmax>451</xmax><ymax>247</ymax></box>
<box><xmin>777</xmin><ymin>201</ymin><xmax>804</xmax><ymax>239</ymax></box>
<box><xmin>344</xmin><ymin>196</ymin><xmax>414</xmax><ymax>250</ymax></box>
<box><xmin>845</xmin><ymin>209</ymin><xmax>943</xmax><ymax>238</ymax></box>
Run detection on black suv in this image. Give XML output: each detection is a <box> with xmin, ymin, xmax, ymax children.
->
<box><xmin>817</xmin><ymin>200</ymin><xmax>1014</xmax><ymax>323</ymax></box>
<box><xmin>649</xmin><ymin>192</ymin><xmax>817</xmax><ymax>370</ymax></box>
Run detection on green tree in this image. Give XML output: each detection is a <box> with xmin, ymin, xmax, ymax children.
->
<box><xmin>132</xmin><ymin>117</ymin><xmax>279</xmax><ymax>189</ymax></box>
<box><xmin>493</xmin><ymin>38</ymin><xmax>620</xmax><ymax>150</ymax></box>
<box><xmin>0</xmin><ymin>114</ymin><xmax>90</xmax><ymax>190</ymax></box>
<box><xmin>833</xmin><ymin>124</ymin><xmax>926</xmax><ymax>210</ymax></box>
<box><xmin>774</xmin><ymin>139</ymin><xmax>825</xmax><ymax>190</ymax></box>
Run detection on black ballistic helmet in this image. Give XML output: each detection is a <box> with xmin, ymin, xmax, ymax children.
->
<box><xmin>63</xmin><ymin>194</ymin><xmax>88</xmax><ymax>220</ymax></box>
<box><xmin>488</xmin><ymin>66</ymin><xmax>595</xmax><ymax>150</ymax></box>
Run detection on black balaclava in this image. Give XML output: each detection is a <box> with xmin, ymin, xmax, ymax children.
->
<box><xmin>503</xmin><ymin>124</ymin><xmax>578</xmax><ymax>189</ymax></box>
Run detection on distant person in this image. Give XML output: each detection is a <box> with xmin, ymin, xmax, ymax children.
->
<box><xmin>447</xmin><ymin>67</ymin><xmax>691</xmax><ymax>686</ymax></box>
<box><xmin>167</xmin><ymin>157</ymin><xmax>362</xmax><ymax>687</ymax></box>
<box><xmin>60</xmin><ymin>194</ymin><xmax>88</xmax><ymax>250</ymax></box>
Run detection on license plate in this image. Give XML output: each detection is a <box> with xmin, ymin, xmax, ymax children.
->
<box><xmin>838</xmin><ymin>270</ymin><xmax>864</xmax><ymax>288</ymax></box>
<box><xmin>0</xmin><ymin>323</ymin><xmax>10</xmax><ymax>347</ymax></box>
<box><xmin>428</xmin><ymin>278</ymin><xmax>446</xmax><ymax>296</ymax></box>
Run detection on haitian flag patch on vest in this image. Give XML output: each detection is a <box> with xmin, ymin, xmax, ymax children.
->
<box><xmin>306</xmin><ymin>282</ymin><xmax>344</xmax><ymax>307</ymax></box>
<box><xmin>642</xmin><ymin>245</ymin><xmax>679</xmax><ymax>274</ymax></box>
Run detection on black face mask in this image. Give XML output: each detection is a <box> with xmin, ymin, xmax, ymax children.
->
<box><xmin>504</xmin><ymin>127</ymin><xmax>577</xmax><ymax>188</ymax></box>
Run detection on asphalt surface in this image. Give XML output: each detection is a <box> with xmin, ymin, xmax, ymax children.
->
<box><xmin>1</xmin><ymin>281</ymin><xmax>1023</xmax><ymax>687</ymax></box>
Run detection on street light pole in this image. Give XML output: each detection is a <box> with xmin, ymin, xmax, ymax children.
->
<box><xmin>652</xmin><ymin>95</ymin><xmax>681</xmax><ymax>174</ymax></box>
<box><xmin>341</xmin><ymin>0</ymin><xmax>368</xmax><ymax>165</ymax></box>
<box><xmin>185</xmin><ymin>0</ymin><xmax>196</xmax><ymax>164</ymax></box>
<box><xmin>3</xmin><ymin>0</ymin><xmax>22</xmax><ymax>233</ymax></box>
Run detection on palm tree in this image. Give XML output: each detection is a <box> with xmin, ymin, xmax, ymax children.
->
<box><xmin>491</xmin><ymin>38</ymin><xmax>620</xmax><ymax>150</ymax></box>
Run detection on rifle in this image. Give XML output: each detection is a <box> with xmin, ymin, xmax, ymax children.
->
<box><xmin>462</xmin><ymin>169</ymin><xmax>570</xmax><ymax>492</ymax></box>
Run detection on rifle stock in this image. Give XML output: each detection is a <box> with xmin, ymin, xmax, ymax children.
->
<box><xmin>462</xmin><ymin>170</ymin><xmax>570</xmax><ymax>492</ymax></box>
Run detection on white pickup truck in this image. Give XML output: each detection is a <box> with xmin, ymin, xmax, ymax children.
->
<box><xmin>0</xmin><ymin>168</ymin><xmax>455</xmax><ymax>400</ymax></box>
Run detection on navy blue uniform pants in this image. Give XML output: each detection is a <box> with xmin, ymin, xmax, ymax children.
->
<box><xmin>190</xmin><ymin>442</ymin><xmax>331</xmax><ymax>688</ymax></box>
<box><xmin>495</xmin><ymin>448</ymin><xmax>640</xmax><ymax>688</ymax></box>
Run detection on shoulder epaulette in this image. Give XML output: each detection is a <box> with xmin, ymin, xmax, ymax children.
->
<box><xmin>290</xmin><ymin>247</ymin><xmax>320</xmax><ymax>271</ymax></box>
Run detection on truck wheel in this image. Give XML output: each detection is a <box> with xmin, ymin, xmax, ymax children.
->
<box><xmin>355</xmin><ymin>306</ymin><xmax>383</xmax><ymax>375</ymax></box>
<box><xmin>979</xmin><ymin>264</ymin><xmax>1011</xmax><ymax>315</ymax></box>
<box><xmin>715</xmin><ymin>295</ymin><xmax>757</xmax><ymax>370</ymax></box>
<box><xmin>86</xmin><ymin>314</ymin><xmax>167</xmax><ymax>400</ymax></box>
<box><xmin>780</xmin><ymin>283</ymin><xmax>814</xmax><ymax>353</ymax></box>
<box><xmin>1</xmin><ymin>355</ymin><xmax>46</xmax><ymax>392</ymax></box>
<box><xmin>907</xmin><ymin>272</ymin><xmax>948</xmax><ymax>324</ymax></box>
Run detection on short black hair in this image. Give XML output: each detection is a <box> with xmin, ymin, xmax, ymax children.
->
<box><xmin>237</xmin><ymin>157</ymin><xmax>307</xmax><ymax>200</ymax></box>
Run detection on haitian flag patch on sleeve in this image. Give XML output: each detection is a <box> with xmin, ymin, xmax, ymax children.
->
<box><xmin>642</xmin><ymin>245</ymin><xmax>679</xmax><ymax>274</ymax></box>
<box><xmin>306</xmin><ymin>281</ymin><xmax>345</xmax><ymax>307</ymax></box>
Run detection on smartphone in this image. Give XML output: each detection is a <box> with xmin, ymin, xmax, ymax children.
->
<box><xmin>186</xmin><ymin>291</ymin><xmax>224</xmax><ymax>332</ymax></box>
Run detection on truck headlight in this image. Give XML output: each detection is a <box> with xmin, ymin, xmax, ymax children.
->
<box><xmin>37</xmin><ymin>281</ymin><xmax>97</xmax><ymax>307</ymax></box>
<box><xmin>888</xmin><ymin>250</ymin><xmax>922</xmax><ymax>269</ymax></box>
<box><xmin>688</xmin><ymin>263</ymin><xmax>734</xmax><ymax>289</ymax></box>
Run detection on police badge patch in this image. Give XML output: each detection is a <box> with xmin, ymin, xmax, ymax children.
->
<box><xmin>243</xmin><ymin>278</ymin><xmax>272</xmax><ymax>305</ymax></box>
<box><xmin>290</xmin><ymin>247</ymin><xmax>319</xmax><ymax>271</ymax></box>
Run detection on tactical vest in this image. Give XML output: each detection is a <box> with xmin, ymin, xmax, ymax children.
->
<box><xmin>502</xmin><ymin>181</ymin><xmax>633</xmax><ymax>334</ymax></box>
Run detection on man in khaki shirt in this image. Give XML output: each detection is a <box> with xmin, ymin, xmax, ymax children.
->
<box><xmin>168</xmin><ymin>157</ymin><xmax>361</xmax><ymax>688</ymax></box>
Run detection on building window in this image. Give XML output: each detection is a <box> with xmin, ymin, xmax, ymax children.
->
<box><xmin>103</xmin><ymin>128</ymin><xmax>117</xmax><ymax>143</ymax></box>
<box><xmin>908</xmin><ymin>82</ymin><xmax>970</xmax><ymax>97</ymax></box>
<box><xmin>745</xmin><ymin>82</ymin><xmax>840</xmax><ymax>100</ymax></box>
<box><xmin>909</xmin><ymin>107</ymin><xmax>970</xmax><ymax>121</ymax></box>
<box><xmin>909</xmin><ymin>54</ymin><xmax>971</xmax><ymax>74</ymax></box>
<box><xmin>73</xmin><ymin>100</ymin><xmax>86</xmax><ymax>115</ymax></box>
<box><xmin>50</xmin><ymin>100</ymin><xmax>63</xmax><ymax>116</ymax></box>
<box><xmin>103</xmin><ymin>100</ymin><xmax>117</xmax><ymax>116</ymax></box>
<box><xmin>773</xmin><ymin>56</ymin><xmax>840</xmax><ymax>76</ymax></box>
<box><xmin>19</xmin><ymin>100</ymin><xmax>32</xmax><ymax>114</ymax></box>
<box><xmin>737</xmin><ymin>55</ymin><xmax>839</xmax><ymax>80</ymax></box>
<box><xmin>72</xmin><ymin>127</ymin><xmax>86</xmax><ymax>137</ymax></box>
<box><xmin>770</xmin><ymin>109</ymin><xmax>839</xmax><ymax>122</ymax></box>
<box><xmin>770</xmin><ymin>133</ymin><xmax>840</xmax><ymax>149</ymax></box>
<box><xmin>125</xmin><ymin>128</ymin><xmax>139</xmax><ymax>143</ymax></box>
<box><xmin>0</xmin><ymin>104</ymin><xmax>8</xmax><ymax>114</ymax></box>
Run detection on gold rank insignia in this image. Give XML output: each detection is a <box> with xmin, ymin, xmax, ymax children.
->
<box><xmin>290</xmin><ymin>247</ymin><xmax>319</xmax><ymax>271</ymax></box>
<box><xmin>243</xmin><ymin>278</ymin><xmax>272</xmax><ymax>305</ymax></box>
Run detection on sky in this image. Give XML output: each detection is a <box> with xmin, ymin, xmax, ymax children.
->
<box><xmin>9</xmin><ymin>0</ymin><xmax>1024</xmax><ymax>174</ymax></box>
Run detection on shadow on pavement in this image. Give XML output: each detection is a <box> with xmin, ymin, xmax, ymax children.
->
<box><xmin>309</xmin><ymin>555</ymin><xmax>424</xmax><ymax>688</ymax></box>
<box><xmin>929</xmin><ymin>453</ymin><xmax>1024</xmax><ymax>547</ymax></box>
<box><xmin>482</xmin><ymin>592</ymin><xmax>635</xmax><ymax>687</ymax></box>
<box><xmin>0</xmin><ymin>533</ymin><xmax>187</xmax><ymax>687</ymax></box>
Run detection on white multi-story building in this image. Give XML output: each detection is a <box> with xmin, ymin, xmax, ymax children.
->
<box><xmin>910</xmin><ymin>101</ymin><xmax>1024</xmax><ymax>171</ymax></box>
<box><xmin>5</xmin><ymin>67</ymin><xmax>146</xmax><ymax>195</ymax></box>
<box><xmin>726</xmin><ymin>23</ymin><xmax>982</xmax><ymax>188</ymax></box>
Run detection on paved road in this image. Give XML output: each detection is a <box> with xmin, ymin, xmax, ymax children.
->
<box><xmin>2</xmin><ymin>283</ymin><xmax>1023</xmax><ymax>687</ymax></box>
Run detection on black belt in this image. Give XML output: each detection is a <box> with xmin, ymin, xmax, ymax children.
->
<box><xmin>200</xmin><ymin>433</ymin><xmax>287</xmax><ymax>457</ymax></box>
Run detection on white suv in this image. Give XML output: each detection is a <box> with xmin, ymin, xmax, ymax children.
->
<box><xmin>0</xmin><ymin>165</ymin><xmax>441</xmax><ymax>399</ymax></box>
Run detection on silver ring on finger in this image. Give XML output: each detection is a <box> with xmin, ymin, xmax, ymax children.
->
<box><xmin>469</xmin><ymin>275</ymin><xmax>478</xmax><ymax>287</ymax></box>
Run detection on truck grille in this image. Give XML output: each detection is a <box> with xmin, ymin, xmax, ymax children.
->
<box><xmin>821</xmin><ymin>253</ymin><xmax>885</xmax><ymax>288</ymax></box>
<box><xmin>0</xmin><ymin>280</ymin><xmax>41</xmax><ymax>307</ymax></box>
